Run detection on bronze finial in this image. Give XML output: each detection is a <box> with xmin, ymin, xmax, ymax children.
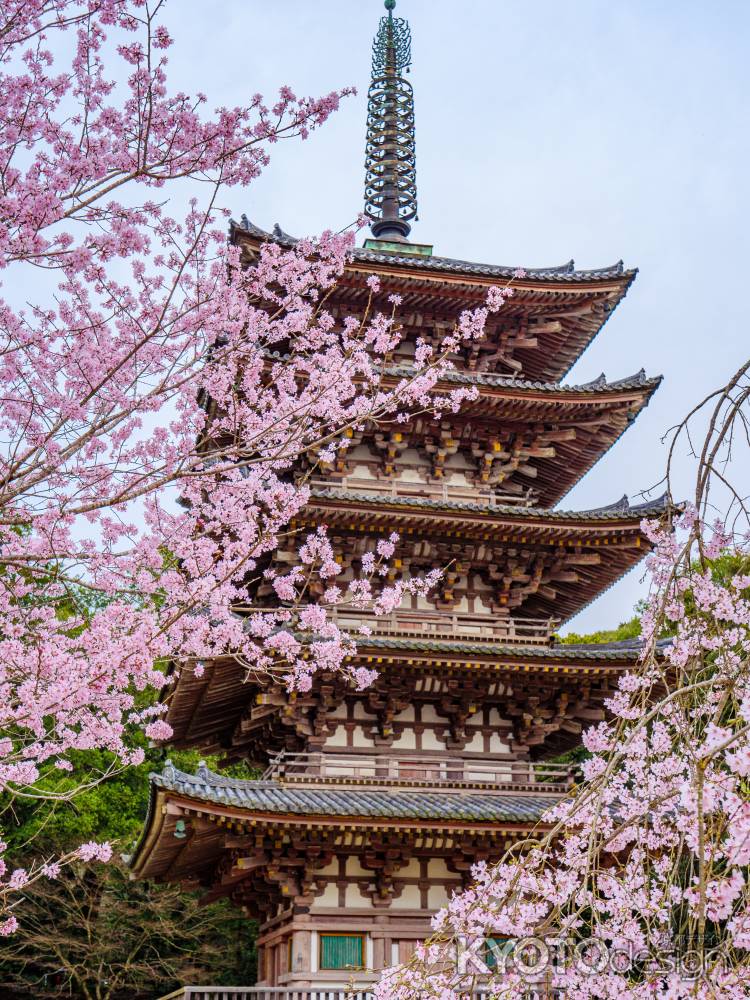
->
<box><xmin>364</xmin><ymin>1</ymin><xmax>417</xmax><ymax>240</ymax></box>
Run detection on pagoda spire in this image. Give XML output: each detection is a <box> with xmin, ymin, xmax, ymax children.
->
<box><xmin>364</xmin><ymin>0</ymin><xmax>417</xmax><ymax>241</ymax></box>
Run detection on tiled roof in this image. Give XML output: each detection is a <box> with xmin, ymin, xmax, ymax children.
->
<box><xmin>154</xmin><ymin>762</ymin><xmax>558</xmax><ymax>824</ymax></box>
<box><xmin>560</xmin><ymin>636</ymin><xmax>673</xmax><ymax>654</ymax></box>
<box><xmin>310</xmin><ymin>488</ymin><xmax>671</xmax><ymax>521</ymax></box>
<box><xmin>386</xmin><ymin>364</ymin><xmax>662</xmax><ymax>395</ymax></box>
<box><xmin>234</xmin><ymin>218</ymin><xmax>636</xmax><ymax>285</ymax></box>
<box><xmin>351</xmin><ymin>635</ymin><xmax>661</xmax><ymax>660</ymax></box>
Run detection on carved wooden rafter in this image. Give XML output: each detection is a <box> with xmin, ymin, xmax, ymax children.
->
<box><xmin>223</xmin><ymin>663</ymin><xmax>615</xmax><ymax>761</ymax></box>
<box><xmin>296</xmin><ymin>405</ymin><xmax>630</xmax><ymax>497</ymax></box>
<box><xmin>308</xmin><ymin>428</ymin><xmax>364</xmax><ymax>478</ymax></box>
<box><xmin>365</xmin><ymin>679</ymin><xmax>414</xmax><ymax>744</ymax></box>
<box><xmin>423</xmin><ymin>425</ymin><xmax>460</xmax><ymax>479</ymax></box>
<box><xmin>373</xmin><ymin>429</ymin><xmax>408</xmax><ymax>477</ymax></box>
<box><xmin>437</xmin><ymin>678</ymin><xmax>490</xmax><ymax>750</ymax></box>
<box><xmin>233</xmin><ymin>675</ymin><xmax>351</xmax><ymax>757</ymax></box>
<box><xmin>359</xmin><ymin>839</ymin><xmax>413</xmax><ymax>906</ymax></box>
<box><xmin>322</xmin><ymin>538</ymin><xmax>607</xmax><ymax>616</ymax></box>
<box><xmin>504</xmin><ymin>679</ymin><xmax>608</xmax><ymax>750</ymax></box>
<box><xmin>470</xmin><ymin>426</ymin><xmax>569</xmax><ymax>487</ymax></box>
<box><xmin>228</xmin><ymin>837</ymin><xmax>336</xmax><ymax>916</ymax></box>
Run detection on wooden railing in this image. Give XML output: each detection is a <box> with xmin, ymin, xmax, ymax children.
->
<box><xmin>309</xmin><ymin>476</ymin><xmax>536</xmax><ymax>507</ymax></box>
<box><xmin>159</xmin><ymin>988</ymin><xmax>556</xmax><ymax>1000</ymax></box>
<box><xmin>159</xmin><ymin>990</ymin><xmax>373</xmax><ymax>1000</ymax></box>
<box><xmin>329</xmin><ymin>607</ymin><xmax>557</xmax><ymax>645</ymax></box>
<box><xmin>262</xmin><ymin>751</ymin><xmax>573</xmax><ymax>792</ymax></box>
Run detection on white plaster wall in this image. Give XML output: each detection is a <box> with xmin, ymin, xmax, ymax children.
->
<box><xmin>346</xmin><ymin>857</ymin><xmax>370</xmax><ymax>877</ymax></box>
<box><xmin>444</xmin><ymin>452</ymin><xmax>471</xmax><ymax>471</ymax></box>
<box><xmin>343</xmin><ymin>883</ymin><xmax>374</xmax><ymax>908</ymax></box>
<box><xmin>463</xmin><ymin>729</ymin><xmax>484</xmax><ymax>752</ymax></box>
<box><xmin>392</xmin><ymin>729</ymin><xmax>417</xmax><ymax>750</ymax></box>
<box><xmin>350</xmin><ymin>729</ymin><xmax>375</xmax><ymax>748</ymax></box>
<box><xmin>316</xmin><ymin>882</ymin><xmax>339</xmax><ymax>907</ymax></box>
<box><xmin>349</xmin><ymin>463</ymin><xmax>374</xmax><ymax>479</ymax></box>
<box><xmin>421</xmin><ymin>730</ymin><xmax>444</xmax><ymax>750</ymax></box>
<box><xmin>392</xmin><ymin>465</ymin><xmax>426</xmax><ymax>484</ymax></box>
<box><xmin>400</xmin><ymin>859</ymin><xmax>421</xmax><ymax>878</ymax></box>
<box><xmin>391</xmin><ymin>883</ymin><xmax>422</xmax><ymax>909</ymax></box>
<box><xmin>427</xmin><ymin>858</ymin><xmax>452</xmax><ymax>879</ymax></box>
<box><xmin>445</xmin><ymin>469</ymin><xmax>472</xmax><ymax>486</ymax></box>
<box><xmin>324</xmin><ymin>725</ymin><xmax>348</xmax><ymax>747</ymax></box>
<box><xmin>488</xmin><ymin>732</ymin><xmax>509</xmax><ymax>753</ymax></box>
<box><xmin>421</xmin><ymin>705</ymin><xmax>442</xmax><ymax>724</ymax></box>
<box><xmin>488</xmin><ymin>707</ymin><xmax>510</xmax><ymax>729</ymax></box>
<box><xmin>427</xmin><ymin>884</ymin><xmax>451</xmax><ymax>909</ymax></box>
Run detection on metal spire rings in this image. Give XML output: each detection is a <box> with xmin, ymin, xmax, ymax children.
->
<box><xmin>364</xmin><ymin>0</ymin><xmax>417</xmax><ymax>240</ymax></box>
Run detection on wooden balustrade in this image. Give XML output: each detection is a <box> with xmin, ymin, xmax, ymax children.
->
<box><xmin>159</xmin><ymin>988</ymin><xmax>556</xmax><ymax>1000</ymax></box>
<box><xmin>329</xmin><ymin>607</ymin><xmax>557</xmax><ymax>645</ymax></box>
<box><xmin>159</xmin><ymin>990</ymin><xmax>374</xmax><ymax>1000</ymax></box>
<box><xmin>262</xmin><ymin>751</ymin><xmax>572</xmax><ymax>791</ymax></box>
<box><xmin>309</xmin><ymin>476</ymin><xmax>535</xmax><ymax>507</ymax></box>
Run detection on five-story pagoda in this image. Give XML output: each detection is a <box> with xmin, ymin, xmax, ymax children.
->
<box><xmin>131</xmin><ymin>2</ymin><xmax>664</xmax><ymax>992</ymax></box>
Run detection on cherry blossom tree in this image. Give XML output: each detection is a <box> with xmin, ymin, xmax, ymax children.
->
<box><xmin>0</xmin><ymin>0</ymin><xmax>518</xmax><ymax>930</ymax></box>
<box><xmin>376</xmin><ymin>366</ymin><xmax>750</xmax><ymax>997</ymax></box>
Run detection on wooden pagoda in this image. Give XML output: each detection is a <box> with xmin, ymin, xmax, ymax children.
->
<box><xmin>131</xmin><ymin>3</ymin><xmax>664</xmax><ymax>993</ymax></box>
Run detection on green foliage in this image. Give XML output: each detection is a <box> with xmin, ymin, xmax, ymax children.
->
<box><xmin>0</xmin><ymin>732</ymin><xmax>260</xmax><ymax>998</ymax></box>
<box><xmin>0</xmin><ymin>860</ymin><xmax>257</xmax><ymax>999</ymax></box>
<box><xmin>557</xmin><ymin>610</ymin><xmax>642</xmax><ymax>646</ymax></box>
<box><xmin>694</xmin><ymin>549</ymin><xmax>750</xmax><ymax>588</ymax></box>
<box><xmin>3</xmin><ymin>737</ymin><xmax>256</xmax><ymax>859</ymax></box>
<box><xmin>0</xmin><ymin>557</ymin><xmax>262</xmax><ymax>997</ymax></box>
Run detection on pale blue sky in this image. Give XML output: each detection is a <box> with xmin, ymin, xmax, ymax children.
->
<box><xmin>166</xmin><ymin>0</ymin><xmax>749</xmax><ymax>631</ymax></box>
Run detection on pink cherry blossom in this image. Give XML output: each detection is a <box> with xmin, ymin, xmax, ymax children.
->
<box><xmin>378</xmin><ymin>513</ymin><xmax>750</xmax><ymax>998</ymax></box>
<box><xmin>0</xmin><ymin>0</ymin><xmax>549</xmax><ymax>933</ymax></box>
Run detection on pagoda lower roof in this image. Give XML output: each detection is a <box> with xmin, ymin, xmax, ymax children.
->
<box><xmin>153</xmin><ymin>763</ymin><xmax>557</xmax><ymax>824</ymax></box>
<box><xmin>131</xmin><ymin>765</ymin><xmax>558</xmax><ymax>888</ymax></box>
<box><xmin>306</xmin><ymin>489</ymin><xmax>669</xmax><ymax>524</ymax></box>
<box><xmin>232</xmin><ymin>219</ymin><xmax>637</xmax><ymax>382</ymax></box>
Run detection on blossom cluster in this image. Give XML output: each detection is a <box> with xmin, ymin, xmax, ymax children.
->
<box><xmin>0</xmin><ymin>0</ymin><xmax>517</xmax><ymax>927</ymax></box>
<box><xmin>376</xmin><ymin>512</ymin><xmax>750</xmax><ymax>999</ymax></box>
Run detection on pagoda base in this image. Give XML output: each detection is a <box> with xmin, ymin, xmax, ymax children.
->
<box><xmin>258</xmin><ymin>907</ymin><xmax>432</xmax><ymax>989</ymax></box>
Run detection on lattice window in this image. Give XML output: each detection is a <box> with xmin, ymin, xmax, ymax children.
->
<box><xmin>319</xmin><ymin>933</ymin><xmax>365</xmax><ymax>970</ymax></box>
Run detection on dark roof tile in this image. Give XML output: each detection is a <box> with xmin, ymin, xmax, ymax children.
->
<box><xmin>154</xmin><ymin>763</ymin><xmax>557</xmax><ymax>823</ymax></box>
<box><xmin>385</xmin><ymin>364</ymin><xmax>662</xmax><ymax>395</ymax></box>
<box><xmin>234</xmin><ymin>219</ymin><xmax>636</xmax><ymax>285</ymax></box>
<box><xmin>352</xmin><ymin>635</ymin><xmax>651</xmax><ymax>660</ymax></box>
<box><xmin>310</xmin><ymin>488</ymin><xmax>671</xmax><ymax>521</ymax></box>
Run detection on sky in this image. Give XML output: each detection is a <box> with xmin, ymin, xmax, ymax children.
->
<box><xmin>164</xmin><ymin>0</ymin><xmax>749</xmax><ymax>631</ymax></box>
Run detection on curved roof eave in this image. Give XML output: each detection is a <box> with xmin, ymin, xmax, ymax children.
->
<box><xmin>230</xmin><ymin>217</ymin><xmax>637</xmax><ymax>287</ymax></box>
<box><xmin>308</xmin><ymin>487</ymin><xmax>672</xmax><ymax>523</ymax></box>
